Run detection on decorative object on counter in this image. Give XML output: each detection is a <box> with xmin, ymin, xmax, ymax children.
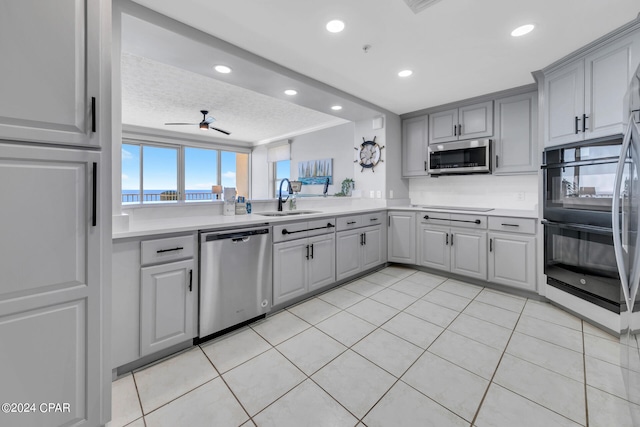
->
<box><xmin>235</xmin><ymin>202</ymin><xmax>247</xmax><ymax>215</ymax></box>
<box><xmin>289</xmin><ymin>181</ymin><xmax>301</xmax><ymax>209</ymax></box>
<box><xmin>355</xmin><ymin>136</ymin><xmax>384</xmax><ymax>172</ymax></box>
<box><xmin>297</xmin><ymin>158</ymin><xmax>333</xmax><ymax>185</ymax></box>
<box><xmin>212</xmin><ymin>185</ymin><xmax>223</xmax><ymax>200</ymax></box>
<box><xmin>223</xmin><ymin>187</ymin><xmax>236</xmax><ymax>216</ymax></box>
<box><xmin>334</xmin><ymin>178</ymin><xmax>355</xmax><ymax>197</ymax></box>
<box><xmin>246</xmin><ymin>200</ymin><xmax>252</xmax><ymax>214</ymax></box>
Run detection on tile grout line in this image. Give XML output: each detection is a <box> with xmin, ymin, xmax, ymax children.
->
<box><xmin>469</xmin><ymin>301</ymin><xmax>526</xmax><ymax>426</ymax></box>
<box><xmin>582</xmin><ymin>320</ymin><xmax>590</xmax><ymax>427</ymax></box>
<box><xmin>129</xmin><ymin>371</ymin><xmax>146</xmax><ymax>427</ymax></box>
<box><xmin>357</xmin><ymin>281</ymin><xmax>478</xmax><ymax>425</ymax></box>
<box><xmin>199</xmin><ymin>343</ymin><xmax>260</xmax><ymax>426</ymax></box>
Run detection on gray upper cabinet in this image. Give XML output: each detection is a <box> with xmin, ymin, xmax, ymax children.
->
<box><xmin>0</xmin><ymin>0</ymin><xmax>100</xmax><ymax>147</ymax></box>
<box><xmin>544</xmin><ymin>31</ymin><xmax>640</xmax><ymax>147</ymax></box>
<box><xmin>493</xmin><ymin>91</ymin><xmax>538</xmax><ymax>175</ymax></box>
<box><xmin>402</xmin><ymin>115</ymin><xmax>429</xmax><ymax>176</ymax></box>
<box><xmin>429</xmin><ymin>101</ymin><xmax>493</xmax><ymax>144</ymax></box>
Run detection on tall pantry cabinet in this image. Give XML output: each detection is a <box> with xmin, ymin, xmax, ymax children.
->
<box><xmin>0</xmin><ymin>1</ymin><xmax>112</xmax><ymax>426</ymax></box>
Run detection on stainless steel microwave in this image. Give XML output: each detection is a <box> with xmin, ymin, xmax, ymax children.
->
<box><xmin>428</xmin><ymin>139</ymin><xmax>492</xmax><ymax>175</ymax></box>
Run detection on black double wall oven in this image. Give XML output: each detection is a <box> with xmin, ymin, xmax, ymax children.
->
<box><xmin>542</xmin><ymin>138</ymin><xmax>624</xmax><ymax>313</ymax></box>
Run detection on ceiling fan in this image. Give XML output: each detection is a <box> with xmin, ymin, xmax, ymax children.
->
<box><xmin>165</xmin><ymin>110</ymin><xmax>231</xmax><ymax>135</ymax></box>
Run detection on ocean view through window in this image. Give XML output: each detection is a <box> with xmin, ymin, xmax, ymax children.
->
<box><xmin>121</xmin><ymin>143</ymin><xmax>248</xmax><ymax>204</ymax></box>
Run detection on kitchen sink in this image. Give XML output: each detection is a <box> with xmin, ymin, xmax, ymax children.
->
<box><xmin>256</xmin><ymin>210</ymin><xmax>321</xmax><ymax>217</ymax></box>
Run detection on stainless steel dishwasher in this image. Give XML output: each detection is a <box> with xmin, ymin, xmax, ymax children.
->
<box><xmin>199</xmin><ymin>225</ymin><xmax>272</xmax><ymax>339</ymax></box>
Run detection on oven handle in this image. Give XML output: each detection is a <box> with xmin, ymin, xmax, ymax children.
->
<box><xmin>612</xmin><ymin>117</ymin><xmax>633</xmax><ymax>305</ymax></box>
<box><xmin>541</xmin><ymin>156</ymin><xmax>620</xmax><ymax>169</ymax></box>
<box><xmin>541</xmin><ymin>220</ymin><xmax>612</xmax><ymax>235</ymax></box>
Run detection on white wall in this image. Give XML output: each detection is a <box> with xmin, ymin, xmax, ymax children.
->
<box><xmin>409</xmin><ymin>174</ymin><xmax>538</xmax><ymax>210</ymax></box>
<box><xmin>250</xmin><ymin>144</ymin><xmax>269</xmax><ymax>199</ymax></box>
<box><xmin>289</xmin><ymin>122</ymin><xmax>355</xmax><ymax>196</ymax></box>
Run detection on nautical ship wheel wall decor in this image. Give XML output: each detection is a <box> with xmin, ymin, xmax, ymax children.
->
<box><xmin>355</xmin><ymin>136</ymin><xmax>384</xmax><ymax>172</ymax></box>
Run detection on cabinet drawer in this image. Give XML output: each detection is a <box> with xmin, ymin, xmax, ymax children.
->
<box><xmin>337</xmin><ymin>215</ymin><xmax>362</xmax><ymax>231</ymax></box>
<box><xmin>141</xmin><ymin>235</ymin><xmax>194</xmax><ymax>266</ymax></box>
<box><xmin>418</xmin><ymin>211</ymin><xmax>451</xmax><ymax>225</ymax></box>
<box><xmin>488</xmin><ymin>217</ymin><xmax>536</xmax><ymax>234</ymax></box>
<box><xmin>362</xmin><ymin>211</ymin><xmax>384</xmax><ymax>226</ymax></box>
<box><xmin>273</xmin><ymin>221</ymin><xmax>308</xmax><ymax>243</ymax></box>
<box><xmin>307</xmin><ymin>218</ymin><xmax>337</xmax><ymax>237</ymax></box>
<box><xmin>449</xmin><ymin>214</ymin><xmax>487</xmax><ymax>229</ymax></box>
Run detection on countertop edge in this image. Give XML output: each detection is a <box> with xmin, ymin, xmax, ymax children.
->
<box><xmin>113</xmin><ymin>206</ymin><xmax>539</xmax><ymax>240</ymax></box>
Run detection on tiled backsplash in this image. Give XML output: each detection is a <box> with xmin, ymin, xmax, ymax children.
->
<box><xmin>409</xmin><ymin>174</ymin><xmax>538</xmax><ymax>210</ymax></box>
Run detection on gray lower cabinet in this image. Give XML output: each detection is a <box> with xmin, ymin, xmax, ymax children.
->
<box><xmin>494</xmin><ymin>91</ymin><xmax>538</xmax><ymax>174</ymax></box>
<box><xmin>336</xmin><ymin>225</ymin><xmax>384</xmax><ymax>281</ymax></box>
<box><xmin>273</xmin><ymin>233</ymin><xmax>336</xmax><ymax>306</ymax></box>
<box><xmin>418</xmin><ymin>224</ymin><xmax>487</xmax><ymax>280</ymax></box>
<box><xmin>417</xmin><ymin>212</ymin><xmax>488</xmax><ymax>280</ymax></box>
<box><xmin>487</xmin><ymin>217</ymin><xmax>537</xmax><ymax>291</ymax></box>
<box><xmin>388</xmin><ymin>211</ymin><xmax>416</xmax><ymax>264</ymax></box>
<box><xmin>140</xmin><ymin>259</ymin><xmax>196</xmax><ymax>357</ymax></box>
<box><xmin>112</xmin><ymin>233</ymin><xmax>198</xmax><ymax>369</ymax></box>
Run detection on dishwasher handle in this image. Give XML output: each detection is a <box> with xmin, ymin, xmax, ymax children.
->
<box><xmin>204</xmin><ymin>228</ymin><xmax>270</xmax><ymax>242</ymax></box>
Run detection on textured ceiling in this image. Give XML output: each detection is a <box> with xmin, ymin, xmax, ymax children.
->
<box><xmin>131</xmin><ymin>0</ymin><xmax>640</xmax><ymax>115</ymax></box>
<box><xmin>121</xmin><ymin>52</ymin><xmax>348</xmax><ymax>144</ymax></box>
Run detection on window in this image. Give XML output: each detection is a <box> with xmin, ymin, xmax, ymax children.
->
<box><xmin>185</xmin><ymin>147</ymin><xmax>218</xmax><ymax>201</ymax></box>
<box><xmin>121</xmin><ymin>142</ymin><xmax>248</xmax><ymax>205</ymax></box>
<box><xmin>274</xmin><ymin>159</ymin><xmax>291</xmax><ymax>197</ymax></box>
<box><xmin>143</xmin><ymin>146</ymin><xmax>178</xmax><ymax>203</ymax></box>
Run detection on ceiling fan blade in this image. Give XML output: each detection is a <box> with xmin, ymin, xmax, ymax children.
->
<box><xmin>209</xmin><ymin>126</ymin><xmax>231</xmax><ymax>135</ymax></box>
<box><xmin>165</xmin><ymin>122</ymin><xmax>198</xmax><ymax>125</ymax></box>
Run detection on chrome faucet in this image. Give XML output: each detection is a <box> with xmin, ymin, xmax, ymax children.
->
<box><xmin>277</xmin><ymin>178</ymin><xmax>292</xmax><ymax>211</ymax></box>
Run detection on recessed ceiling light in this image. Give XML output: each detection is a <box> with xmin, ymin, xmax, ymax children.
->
<box><xmin>214</xmin><ymin>65</ymin><xmax>232</xmax><ymax>74</ymax></box>
<box><xmin>511</xmin><ymin>24</ymin><xmax>535</xmax><ymax>37</ymax></box>
<box><xmin>284</xmin><ymin>89</ymin><xmax>297</xmax><ymax>96</ymax></box>
<box><xmin>331</xmin><ymin>105</ymin><xmax>343</xmax><ymax>111</ymax></box>
<box><xmin>326</xmin><ymin>20</ymin><xmax>345</xmax><ymax>33</ymax></box>
<box><xmin>398</xmin><ymin>69</ymin><xmax>413</xmax><ymax>77</ymax></box>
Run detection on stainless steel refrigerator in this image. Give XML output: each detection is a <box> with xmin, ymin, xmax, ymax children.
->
<box><xmin>613</xmin><ymin>62</ymin><xmax>640</xmax><ymax>420</ymax></box>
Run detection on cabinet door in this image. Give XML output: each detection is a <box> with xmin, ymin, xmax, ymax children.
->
<box><xmin>273</xmin><ymin>240</ymin><xmax>308</xmax><ymax>306</ymax></box>
<box><xmin>429</xmin><ymin>108</ymin><xmax>458</xmax><ymax>144</ymax></box>
<box><xmin>545</xmin><ymin>60</ymin><xmax>585</xmax><ymax>147</ymax></box>
<box><xmin>418</xmin><ymin>224</ymin><xmax>450</xmax><ymax>272</ymax></box>
<box><xmin>0</xmin><ymin>0</ymin><xmax>100</xmax><ymax>146</ymax></box>
<box><xmin>585</xmin><ymin>38</ymin><xmax>635</xmax><ymax>139</ymax></box>
<box><xmin>450</xmin><ymin>229</ymin><xmax>487</xmax><ymax>280</ymax></box>
<box><xmin>488</xmin><ymin>233</ymin><xmax>536</xmax><ymax>291</ymax></box>
<box><xmin>402</xmin><ymin>116</ymin><xmax>429</xmax><ymax>176</ymax></box>
<box><xmin>336</xmin><ymin>229</ymin><xmax>362</xmax><ymax>281</ymax></box>
<box><xmin>140</xmin><ymin>259</ymin><xmax>195</xmax><ymax>357</ymax></box>
<box><xmin>362</xmin><ymin>225</ymin><xmax>384</xmax><ymax>270</ymax></box>
<box><xmin>0</xmin><ymin>144</ymin><xmax>102</xmax><ymax>426</ymax></box>
<box><xmin>494</xmin><ymin>92</ymin><xmax>537</xmax><ymax>175</ymax></box>
<box><xmin>388</xmin><ymin>212</ymin><xmax>416</xmax><ymax>264</ymax></box>
<box><xmin>459</xmin><ymin>101</ymin><xmax>493</xmax><ymax>139</ymax></box>
<box><xmin>308</xmin><ymin>234</ymin><xmax>336</xmax><ymax>291</ymax></box>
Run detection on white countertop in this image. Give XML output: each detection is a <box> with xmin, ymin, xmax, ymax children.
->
<box><xmin>113</xmin><ymin>203</ymin><xmax>538</xmax><ymax>240</ymax></box>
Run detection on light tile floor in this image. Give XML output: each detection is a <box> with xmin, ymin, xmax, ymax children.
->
<box><xmin>109</xmin><ymin>266</ymin><xmax>640</xmax><ymax>427</ymax></box>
